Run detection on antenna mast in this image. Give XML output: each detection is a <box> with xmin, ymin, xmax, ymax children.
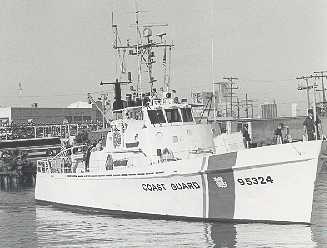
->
<box><xmin>210</xmin><ymin>0</ymin><xmax>216</xmax><ymax>122</ymax></box>
<box><xmin>111</xmin><ymin>5</ymin><xmax>174</xmax><ymax>103</ymax></box>
<box><xmin>167</xmin><ymin>44</ymin><xmax>172</xmax><ymax>91</ymax></box>
<box><xmin>134</xmin><ymin>2</ymin><xmax>142</xmax><ymax>100</ymax></box>
<box><xmin>112</xmin><ymin>12</ymin><xmax>118</xmax><ymax>79</ymax></box>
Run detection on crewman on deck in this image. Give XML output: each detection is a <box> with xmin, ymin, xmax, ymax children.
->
<box><xmin>283</xmin><ymin>126</ymin><xmax>292</xmax><ymax>143</ymax></box>
<box><xmin>273</xmin><ymin>123</ymin><xmax>284</xmax><ymax>144</ymax></box>
<box><xmin>242</xmin><ymin>124</ymin><xmax>251</xmax><ymax>148</ymax></box>
<box><xmin>303</xmin><ymin>109</ymin><xmax>321</xmax><ymax>141</ymax></box>
<box><xmin>95</xmin><ymin>139</ymin><xmax>103</xmax><ymax>151</ymax></box>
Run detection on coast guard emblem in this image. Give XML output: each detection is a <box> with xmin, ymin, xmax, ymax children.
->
<box><xmin>213</xmin><ymin>176</ymin><xmax>227</xmax><ymax>188</ymax></box>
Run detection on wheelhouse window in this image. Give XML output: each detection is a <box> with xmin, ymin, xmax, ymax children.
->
<box><xmin>165</xmin><ymin>108</ymin><xmax>181</xmax><ymax>123</ymax></box>
<box><xmin>73</xmin><ymin>116</ymin><xmax>82</xmax><ymax>122</ymax></box>
<box><xmin>147</xmin><ymin>110</ymin><xmax>166</xmax><ymax>124</ymax></box>
<box><xmin>125</xmin><ymin>108</ymin><xmax>143</xmax><ymax>120</ymax></box>
<box><xmin>218</xmin><ymin>122</ymin><xmax>227</xmax><ymax>133</ymax></box>
<box><xmin>113</xmin><ymin>111</ymin><xmax>122</xmax><ymax>120</ymax></box>
<box><xmin>181</xmin><ymin>108</ymin><xmax>193</xmax><ymax>122</ymax></box>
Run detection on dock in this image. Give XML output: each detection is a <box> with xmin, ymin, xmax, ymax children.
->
<box><xmin>0</xmin><ymin>170</ymin><xmax>35</xmax><ymax>190</ymax></box>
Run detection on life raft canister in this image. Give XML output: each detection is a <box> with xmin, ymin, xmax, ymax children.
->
<box><xmin>113</xmin><ymin>130</ymin><xmax>122</xmax><ymax>148</ymax></box>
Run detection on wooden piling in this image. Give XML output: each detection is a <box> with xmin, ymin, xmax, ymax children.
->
<box><xmin>0</xmin><ymin>171</ymin><xmax>35</xmax><ymax>190</ymax></box>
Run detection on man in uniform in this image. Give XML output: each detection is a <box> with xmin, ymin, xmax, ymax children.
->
<box><xmin>274</xmin><ymin>123</ymin><xmax>284</xmax><ymax>144</ymax></box>
<box><xmin>242</xmin><ymin>124</ymin><xmax>251</xmax><ymax>148</ymax></box>
<box><xmin>303</xmin><ymin>109</ymin><xmax>321</xmax><ymax>141</ymax></box>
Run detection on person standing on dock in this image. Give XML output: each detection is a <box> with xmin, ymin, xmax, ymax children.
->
<box><xmin>303</xmin><ymin>109</ymin><xmax>321</xmax><ymax>141</ymax></box>
<box><xmin>274</xmin><ymin>123</ymin><xmax>284</xmax><ymax>144</ymax></box>
<box><xmin>242</xmin><ymin>124</ymin><xmax>251</xmax><ymax>148</ymax></box>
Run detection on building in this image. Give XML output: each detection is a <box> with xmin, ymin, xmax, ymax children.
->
<box><xmin>261</xmin><ymin>103</ymin><xmax>278</xmax><ymax>119</ymax></box>
<box><xmin>0</xmin><ymin>102</ymin><xmax>102</xmax><ymax>125</ymax></box>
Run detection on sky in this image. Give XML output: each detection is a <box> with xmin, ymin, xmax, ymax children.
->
<box><xmin>0</xmin><ymin>0</ymin><xmax>326</xmax><ymax>116</ymax></box>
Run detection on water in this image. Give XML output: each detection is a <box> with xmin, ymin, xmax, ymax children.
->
<box><xmin>1</xmin><ymin>170</ymin><xmax>327</xmax><ymax>248</ymax></box>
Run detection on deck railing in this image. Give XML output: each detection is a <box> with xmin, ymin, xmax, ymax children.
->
<box><xmin>36</xmin><ymin>144</ymin><xmax>216</xmax><ymax>174</ymax></box>
<box><xmin>37</xmin><ymin>145</ymin><xmax>87</xmax><ymax>174</ymax></box>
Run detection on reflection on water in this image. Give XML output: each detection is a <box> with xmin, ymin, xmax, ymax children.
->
<box><xmin>35</xmin><ymin>206</ymin><xmax>208</xmax><ymax>248</ymax></box>
<box><xmin>311</xmin><ymin>168</ymin><xmax>327</xmax><ymax>246</ymax></box>
<box><xmin>204</xmin><ymin>222</ymin><xmax>236</xmax><ymax>247</ymax></box>
<box><xmin>34</xmin><ymin>206</ymin><xmax>320</xmax><ymax>248</ymax></box>
<box><xmin>0</xmin><ymin>187</ymin><xmax>37</xmax><ymax>248</ymax></box>
<box><xmin>1</xmin><ymin>169</ymin><xmax>327</xmax><ymax>248</ymax></box>
<box><xmin>207</xmin><ymin>222</ymin><xmax>316</xmax><ymax>248</ymax></box>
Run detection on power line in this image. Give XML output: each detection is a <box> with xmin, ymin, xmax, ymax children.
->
<box><xmin>241</xmin><ymin>77</ymin><xmax>296</xmax><ymax>83</ymax></box>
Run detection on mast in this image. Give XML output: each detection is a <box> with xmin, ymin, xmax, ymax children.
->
<box><xmin>135</xmin><ymin>9</ymin><xmax>142</xmax><ymax>104</ymax></box>
<box><xmin>112</xmin><ymin>12</ymin><xmax>118</xmax><ymax>79</ymax></box>
<box><xmin>160</xmin><ymin>33</ymin><xmax>168</xmax><ymax>91</ymax></box>
<box><xmin>211</xmin><ymin>38</ymin><xmax>216</xmax><ymax>122</ymax></box>
<box><xmin>104</xmin><ymin>8</ymin><xmax>174</xmax><ymax>111</ymax></box>
<box><xmin>210</xmin><ymin>0</ymin><xmax>216</xmax><ymax>122</ymax></box>
<box><xmin>167</xmin><ymin>44</ymin><xmax>172</xmax><ymax>91</ymax></box>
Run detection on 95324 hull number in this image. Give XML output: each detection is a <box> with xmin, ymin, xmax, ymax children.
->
<box><xmin>237</xmin><ymin>176</ymin><xmax>274</xmax><ymax>186</ymax></box>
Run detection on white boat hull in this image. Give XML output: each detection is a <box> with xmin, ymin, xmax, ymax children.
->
<box><xmin>35</xmin><ymin>140</ymin><xmax>327</xmax><ymax>224</ymax></box>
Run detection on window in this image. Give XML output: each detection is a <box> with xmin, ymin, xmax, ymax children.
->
<box><xmin>147</xmin><ymin>110</ymin><xmax>166</xmax><ymax>124</ymax></box>
<box><xmin>126</xmin><ymin>108</ymin><xmax>143</xmax><ymax>120</ymax></box>
<box><xmin>65</xmin><ymin>116</ymin><xmax>72</xmax><ymax>123</ymax></box>
<box><xmin>165</xmin><ymin>109</ymin><xmax>181</xmax><ymax>123</ymax></box>
<box><xmin>74</xmin><ymin>116</ymin><xmax>82</xmax><ymax>122</ymax></box>
<box><xmin>237</xmin><ymin>123</ymin><xmax>243</xmax><ymax>132</ymax></box>
<box><xmin>113</xmin><ymin>159</ymin><xmax>128</xmax><ymax>167</ymax></box>
<box><xmin>181</xmin><ymin>108</ymin><xmax>193</xmax><ymax>122</ymax></box>
<box><xmin>218</xmin><ymin>122</ymin><xmax>227</xmax><ymax>133</ymax></box>
<box><xmin>113</xmin><ymin>111</ymin><xmax>122</xmax><ymax>120</ymax></box>
<box><xmin>83</xmin><ymin>116</ymin><xmax>91</xmax><ymax>122</ymax></box>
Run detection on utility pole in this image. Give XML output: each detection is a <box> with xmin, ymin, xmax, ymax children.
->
<box><xmin>236</xmin><ymin>97</ymin><xmax>240</xmax><ymax>119</ymax></box>
<box><xmin>230</xmin><ymin>97</ymin><xmax>242</xmax><ymax>119</ymax></box>
<box><xmin>312</xmin><ymin>76</ymin><xmax>318</xmax><ymax>140</ymax></box>
<box><xmin>223</xmin><ymin>77</ymin><xmax>238</xmax><ymax>118</ymax></box>
<box><xmin>250</xmin><ymin>103</ymin><xmax>254</xmax><ymax>118</ymax></box>
<box><xmin>241</xmin><ymin>93</ymin><xmax>255</xmax><ymax>118</ymax></box>
<box><xmin>101</xmin><ymin>94</ymin><xmax>106</xmax><ymax>128</ymax></box>
<box><xmin>245</xmin><ymin>93</ymin><xmax>248</xmax><ymax>118</ymax></box>
<box><xmin>231</xmin><ymin>98</ymin><xmax>241</xmax><ymax>119</ymax></box>
<box><xmin>223</xmin><ymin>92</ymin><xmax>237</xmax><ymax>117</ymax></box>
<box><xmin>313</xmin><ymin>71</ymin><xmax>327</xmax><ymax>104</ymax></box>
<box><xmin>297</xmin><ymin>75</ymin><xmax>319</xmax><ymax>139</ymax></box>
<box><xmin>213</xmin><ymin>81</ymin><xmax>227</xmax><ymax>119</ymax></box>
<box><xmin>297</xmin><ymin>76</ymin><xmax>313</xmax><ymax>110</ymax></box>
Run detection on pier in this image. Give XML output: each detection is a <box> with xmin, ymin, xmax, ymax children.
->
<box><xmin>0</xmin><ymin>122</ymin><xmax>99</xmax><ymax>190</ymax></box>
<box><xmin>0</xmin><ymin>122</ymin><xmax>102</xmax><ymax>140</ymax></box>
<box><xmin>0</xmin><ymin>170</ymin><xmax>35</xmax><ymax>190</ymax></box>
